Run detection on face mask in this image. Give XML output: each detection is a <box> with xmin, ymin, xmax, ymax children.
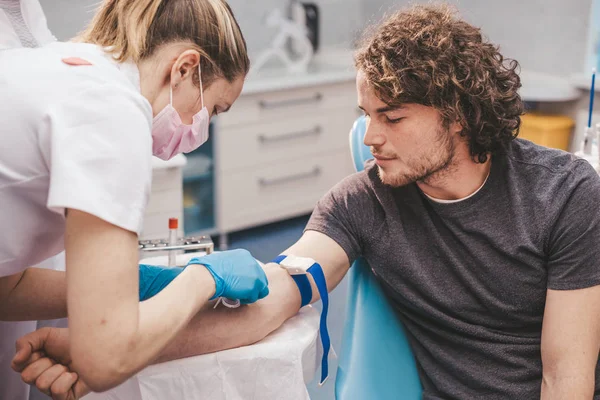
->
<box><xmin>151</xmin><ymin>63</ymin><xmax>210</xmax><ymax>161</ymax></box>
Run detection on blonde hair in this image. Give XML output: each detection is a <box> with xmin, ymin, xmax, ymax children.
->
<box><xmin>78</xmin><ymin>0</ymin><xmax>249</xmax><ymax>84</ymax></box>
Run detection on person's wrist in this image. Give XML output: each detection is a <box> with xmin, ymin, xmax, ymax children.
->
<box><xmin>185</xmin><ymin>263</ymin><xmax>217</xmax><ymax>301</ymax></box>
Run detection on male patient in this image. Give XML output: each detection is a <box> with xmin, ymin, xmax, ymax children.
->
<box><xmin>13</xmin><ymin>4</ymin><xmax>600</xmax><ymax>399</ymax></box>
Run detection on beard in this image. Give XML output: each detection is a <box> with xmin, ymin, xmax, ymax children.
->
<box><xmin>376</xmin><ymin>124</ymin><xmax>457</xmax><ymax>188</ymax></box>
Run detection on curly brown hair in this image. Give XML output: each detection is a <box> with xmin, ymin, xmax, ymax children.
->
<box><xmin>355</xmin><ymin>3</ymin><xmax>524</xmax><ymax>163</ymax></box>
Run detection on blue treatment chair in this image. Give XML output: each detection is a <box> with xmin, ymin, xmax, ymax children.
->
<box><xmin>334</xmin><ymin>116</ymin><xmax>423</xmax><ymax>400</ymax></box>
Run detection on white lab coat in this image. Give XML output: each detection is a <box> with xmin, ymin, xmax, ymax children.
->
<box><xmin>0</xmin><ymin>43</ymin><xmax>152</xmax><ymax>394</ymax></box>
<box><xmin>0</xmin><ymin>2</ymin><xmax>56</xmax><ymax>399</ymax></box>
<box><xmin>0</xmin><ymin>3</ymin><xmax>151</xmax><ymax>399</ymax></box>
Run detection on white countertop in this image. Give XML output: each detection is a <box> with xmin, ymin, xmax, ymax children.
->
<box><xmin>242</xmin><ymin>49</ymin><xmax>356</xmax><ymax>95</ymax></box>
<box><xmin>242</xmin><ymin>50</ymin><xmax>584</xmax><ymax>104</ymax></box>
<box><xmin>519</xmin><ymin>70</ymin><xmax>581</xmax><ymax>102</ymax></box>
<box><xmin>570</xmin><ymin>73</ymin><xmax>600</xmax><ymax>93</ymax></box>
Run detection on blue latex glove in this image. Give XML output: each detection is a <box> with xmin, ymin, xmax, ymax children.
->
<box><xmin>138</xmin><ymin>264</ymin><xmax>184</xmax><ymax>301</ymax></box>
<box><xmin>187</xmin><ymin>249</ymin><xmax>269</xmax><ymax>304</ymax></box>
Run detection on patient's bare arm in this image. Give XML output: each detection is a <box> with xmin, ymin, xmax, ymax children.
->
<box><xmin>156</xmin><ymin>230</ymin><xmax>351</xmax><ymax>362</ymax></box>
<box><xmin>155</xmin><ymin>263</ymin><xmax>299</xmax><ymax>362</ymax></box>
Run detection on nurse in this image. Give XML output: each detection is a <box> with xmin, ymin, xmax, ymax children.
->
<box><xmin>0</xmin><ymin>2</ymin><xmax>62</xmax><ymax>399</ymax></box>
<box><xmin>0</xmin><ymin>0</ymin><xmax>269</xmax><ymax>395</ymax></box>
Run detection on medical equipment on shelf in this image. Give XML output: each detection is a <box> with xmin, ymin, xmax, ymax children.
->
<box><xmin>250</xmin><ymin>8</ymin><xmax>314</xmax><ymax>75</ymax></box>
<box><xmin>138</xmin><ymin>230</ymin><xmax>241</xmax><ymax>309</ymax></box>
<box><xmin>575</xmin><ymin>68</ymin><xmax>600</xmax><ymax>173</ymax></box>
<box><xmin>138</xmin><ymin>236</ymin><xmax>214</xmax><ymax>254</ymax></box>
<box><xmin>288</xmin><ymin>1</ymin><xmax>320</xmax><ymax>56</ymax></box>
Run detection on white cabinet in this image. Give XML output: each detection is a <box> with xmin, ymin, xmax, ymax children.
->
<box><xmin>214</xmin><ymin>78</ymin><xmax>357</xmax><ymax>245</ymax></box>
<box><xmin>142</xmin><ymin>62</ymin><xmax>358</xmax><ymax>247</ymax></box>
<box><xmin>140</xmin><ymin>155</ymin><xmax>187</xmax><ymax>241</ymax></box>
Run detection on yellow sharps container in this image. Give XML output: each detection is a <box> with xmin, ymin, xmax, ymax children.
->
<box><xmin>518</xmin><ymin>113</ymin><xmax>575</xmax><ymax>151</ymax></box>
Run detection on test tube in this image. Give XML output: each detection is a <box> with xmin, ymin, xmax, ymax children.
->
<box><xmin>168</xmin><ymin>218</ymin><xmax>178</xmax><ymax>267</ymax></box>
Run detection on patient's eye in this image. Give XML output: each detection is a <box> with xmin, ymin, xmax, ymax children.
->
<box><xmin>385</xmin><ymin>116</ymin><xmax>404</xmax><ymax>124</ymax></box>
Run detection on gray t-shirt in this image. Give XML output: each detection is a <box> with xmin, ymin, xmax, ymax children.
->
<box><xmin>306</xmin><ymin>139</ymin><xmax>600</xmax><ymax>399</ymax></box>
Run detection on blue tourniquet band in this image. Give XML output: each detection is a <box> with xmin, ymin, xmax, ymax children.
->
<box><xmin>271</xmin><ymin>255</ymin><xmax>330</xmax><ymax>385</ymax></box>
<box><xmin>271</xmin><ymin>255</ymin><xmax>312</xmax><ymax>307</ymax></box>
<box><xmin>307</xmin><ymin>262</ymin><xmax>330</xmax><ymax>385</ymax></box>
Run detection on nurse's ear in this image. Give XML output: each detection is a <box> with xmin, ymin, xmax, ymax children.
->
<box><xmin>170</xmin><ymin>50</ymin><xmax>201</xmax><ymax>88</ymax></box>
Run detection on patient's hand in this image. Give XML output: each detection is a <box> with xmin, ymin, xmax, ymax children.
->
<box><xmin>12</xmin><ymin>327</ymin><xmax>90</xmax><ymax>399</ymax></box>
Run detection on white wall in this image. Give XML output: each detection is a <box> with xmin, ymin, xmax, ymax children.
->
<box><xmin>39</xmin><ymin>0</ymin><xmax>363</xmax><ymax>60</ymax></box>
<box><xmin>360</xmin><ymin>0</ymin><xmax>593</xmax><ymax>77</ymax></box>
<box><xmin>40</xmin><ymin>0</ymin><xmax>593</xmax><ymax>77</ymax></box>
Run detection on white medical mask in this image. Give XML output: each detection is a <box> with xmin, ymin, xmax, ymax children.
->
<box><xmin>151</xmin><ymin>64</ymin><xmax>210</xmax><ymax>161</ymax></box>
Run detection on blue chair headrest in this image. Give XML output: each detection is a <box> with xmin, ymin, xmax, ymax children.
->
<box><xmin>349</xmin><ymin>116</ymin><xmax>373</xmax><ymax>173</ymax></box>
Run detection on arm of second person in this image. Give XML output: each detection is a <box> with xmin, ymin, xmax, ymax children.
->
<box><xmin>0</xmin><ymin>263</ymin><xmax>203</xmax><ymax>322</ymax></box>
<box><xmin>0</xmin><ymin>268</ymin><xmax>68</xmax><ymax>321</ymax></box>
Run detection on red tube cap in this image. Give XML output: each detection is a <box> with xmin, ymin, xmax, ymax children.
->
<box><xmin>169</xmin><ymin>218</ymin><xmax>179</xmax><ymax>229</ymax></box>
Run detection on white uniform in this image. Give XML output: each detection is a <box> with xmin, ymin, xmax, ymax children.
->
<box><xmin>0</xmin><ymin>42</ymin><xmax>153</xmax><ymax>399</ymax></box>
<box><xmin>0</xmin><ymin>42</ymin><xmax>153</xmax><ymax>275</ymax></box>
<box><xmin>1</xmin><ymin>2</ymin><xmax>58</xmax><ymax>398</ymax></box>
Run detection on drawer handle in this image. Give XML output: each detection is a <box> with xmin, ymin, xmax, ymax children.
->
<box><xmin>258</xmin><ymin>166</ymin><xmax>322</xmax><ymax>187</ymax></box>
<box><xmin>258</xmin><ymin>126</ymin><xmax>322</xmax><ymax>144</ymax></box>
<box><xmin>258</xmin><ymin>93</ymin><xmax>323</xmax><ymax>110</ymax></box>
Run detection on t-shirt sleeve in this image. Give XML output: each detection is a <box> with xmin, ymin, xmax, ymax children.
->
<box><xmin>46</xmin><ymin>83</ymin><xmax>153</xmax><ymax>235</ymax></box>
<box><xmin>305</xmin><ymin>172</ymin><xmax>375</xmax><ymax>263</ymax></box>
<box><xmin>546</xmin><ymin>160</ymin><xmax>600</xmax><ymax>290</ymax></box>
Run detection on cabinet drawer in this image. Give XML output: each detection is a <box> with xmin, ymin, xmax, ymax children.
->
<box><xmin>218</xmin><ymin>82</ymin><xmax>356</xmax><ymax>128</ymax></box>
<box><xmin>216</xmin><ymin>109</ymin><xmax>357</xmax><ymax>172</ymax></box>
<box><xmin>216</xmin><ymin>151</ymin><xmax>354</xmax><ymax>232</ymax></box>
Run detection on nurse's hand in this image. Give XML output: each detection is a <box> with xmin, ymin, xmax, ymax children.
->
<box><xmin>12</xmin><ymin>327</ymin><xmax>90</xmax><ymax>399</ymax></box>
<box><xmin>187</xmin><ymin>249</ymin><xmax>270</xmax><ymax>304</ymax></box>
